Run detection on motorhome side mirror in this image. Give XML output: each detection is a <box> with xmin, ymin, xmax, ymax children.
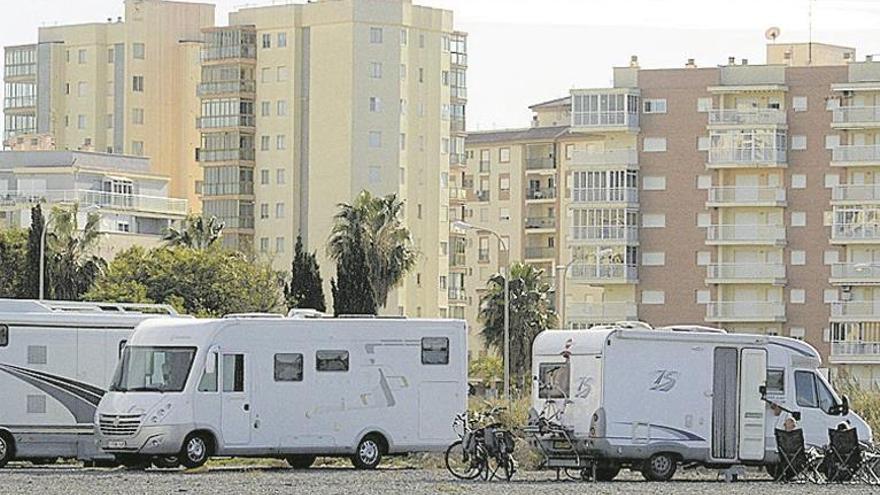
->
<box><xmin>205</xmin><ymin>353</ymin><xmax>216</xmax><ymax>374</ymax></box>
<box><xmin>841</xmin><ymin>395</ymin><xmax>850</xmax><ymax>416</ymax></box>
<box><xmin>758</xmin><ymin>385</ymin><xmax>766</xmax><ymax>397</ymax></box>
<box><xmin>792</xmin><ymin>411</ymin><xmax>802</xmax><ymax>422</ymax></box>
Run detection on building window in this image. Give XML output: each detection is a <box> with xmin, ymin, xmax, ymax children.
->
<box><xmin>276</xmin><ymin>169</ymin><xmax>286</xmax><ymax>184</ymax></box>
<box><xmin>441</xmin><ymin>137</ymin><xmax>449</xmax><ymax>154</ymax></box>
<box><xmin>499</xmin><ymin>147</ymin><xmax>510</xmax><ymax>163</ymax></box>
<box><xmin>260</xmin><ymin>203</ymin><xmax>269</xmax><ymax>219</ymax></box>
<box><xmin>369</xmin><ymin>96</ymin><xmax>381</xmax><ymax>112</ymax></box>
<box><xmin>369</xmin><ymin>131</ymin><xmax>382</xmax><ymax>148</ymax></box>
<box><xmin>132</xmin><ymin>43</ymin><xmax>145</xmax><ymax>60</ymax></box>
<box><xmin>419</xmin><ymin>33</ymin><xmax>425</xmax><ymax>48</ymax></box>
<box><xmin>78</xmin><ymin>49</ymin><xmax>87</xmax><ymax>64</ymax></box>
<box><xmin>643</xmin><ymin>137</ymin><xmax>667</xmax><ymax>152</ymax></box>
<box><xmin>106</xmin><ymin>114</ymin><xmax>113</xmax><ymax>129</ymax></box>
<box><xmin>369</xmin><ymin>166</ymin><xmax>381</xmax><ymax>185</ymax></box>
<box><xmin>261</xmin><ymin>136</ymin><xmax>270</xmax><ymax>151</ymax></box>
<box><xmin>442</xmin><ymin>70</ymin><xmax>449</xmax><ymax>86</ymax></box>
<box><xmin>261</xmin><ymin>101</ymin><xmax>271</xmax><ymax>117</ymax></box>
<box><xmin>478</xmin><ymin>237</ymin><xmax>489</xmax><ymax>262</ymax></box>
<box><xmin>77</xmin><ymin>115</ymin><xmax>87</xmax><ymax>129</ymax></box>
<box><xmin>369</xmin><ymin>62</ymin><xmax>383</xmax><ymax>79</ymax></box>
<box><xmin>132</xmin><ymin>75</ymin><xmax>144</xmax><ymax>92</ymax></box>
<box><xmin>276</xmin><ymin>135</ymin><xmax>286</xmax><ymax>150</ymax></box>
<box><xmin>643</xmin><ymin>98</ymin><xmax>667</xmax><ymax>114</ymax></box>
<box><xmin>400</xmin><ymin>28</ymin><xmax>408</xmax><ymax>45</ymax></box>
<box><xmin>400</xmin><ymin>133</ymin><xmax>406</xmax><ymax>151</ymax></box>
<box><xmin>275</xmin><ymin>202</ymin><xmax>285</xmax><ymax>219</ymax></box>
<box><xmin>262</xmin><ymin>33</ymin><xmax>271</xmax><ymax>49</ymax></box>
<box><xmin>131</xmin><ymin>108</ymin><xmax>144</xmax><ymax>125</ymax></box>
<box><xmin>107</xmin><ymin>48</ymin><xmax>114</xmax><ymax>63</ymax></box>
<box><xmin>116</xmin><ymin>221</ymin><xmax>130</xmax><ymax>233</ymax></box>
<box><xmin>370</xmin><ymin>27</ymin><xmax>383</xmax><ymax>44</ymax></box>
<box><xmin>77</xmin><ymin>81</ymin><xmax>88</xmax><ymax>97</ymax></box>
<box><xmin>276</xmin><ymin>236</ymin><xmax>285</xmax><ymax>253</ymax></box>
<box><xmin>418</xmin><ymin>67</ymin><xmax>424</xmax><ymax>83</ymax></box>
<box><xmin>260</xmin><ymin>237</ymin><xmax>269</xmax><ymax>252</ymax></box>
<box><xmin>697</xmin><ymin>97</ymin><xmax>712</xmax><ymax>112</ymax></box>
<box><xmin>274</xmin><ymin>354</ymin><xmax>303</xmax><ymax>382</ymax></box>
<box><xmin>261</xmin><ymin>67</ymin><xmax>272</xmax><ymax>83</ymax></box>
<box><xmin>277</xmin><ymin>66</ymin><xmax>289</xmax><ymax>82</ymax></box>
<box><xmin>277</xmin><ymin>32</ymin><xmax>287</xmax><ymax>48</ymax></box>
<box><xmin>277</xmin><ymin>100</ymin><xmax>288</xmax><ymax>116</ymax></box>
<box><xmin>131</xmin><ymin>141</ymin><xmax>145</xmax><ymax>156</ymax></box>
<box><xmin>261</xmin><ymin>169</ymin><xmax>270</xmax><ymax>185</ymax></box>
<box><xmin>421</xmin><ymin>337</ymin><xmax>449</xmax><ymax>365</ymax></box>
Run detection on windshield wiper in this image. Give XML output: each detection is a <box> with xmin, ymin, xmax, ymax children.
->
<box><xmin>125</xmin><ymin>386</ymin><xmax>166</xmax><ymax>393</ymax></box>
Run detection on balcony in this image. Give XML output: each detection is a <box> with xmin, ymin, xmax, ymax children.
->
<box><xmin>570</xmin><ymin>149</ymin><xmax>638</xmax><ymax>169</ymax></box>
<box><xmin>831</xmin><ymin>301</ymin><xmax>880</xmax><ymax>322</ymax></box>
<box><xmin>830</xmin><ymin>263</ymin><xmax>880</xmax><ymax>285</ymax></box>
<box><xmin>706</xmin><ymin>263</ymin><xmax>786</xmax><ymax>284</ymax></box>
<box><xmin>832</xmin><ymin>184</ymin><xmax>880</xmax><ymax>204</ymax></box>
<box><xmin>570</xmin><ymin>225</ymin><xmax>638</xmax><ymax>244</ymax></box>
<box><xmin>567</xmin><ymin>301</ymin><xmax>638</xmax><ymax>324</ymax></box>
<box><xmin>447</xmin><ymin>287</ymin><xmax>467</xmax><ymax>303</ymax></box>
<box><xmin>831</xmin><ymin>223</ymin><xmax>880</xmax><ymax>244</ymax></box>
<box><xmin>830</xmin><ymin>326</ymin><xmax>880</xmax><ymax>363</ymax></box>
<box><xmin>570</xmin><ymin>89</ymin><xmax>640</xmax><ymax>133</ymax></box>
<box><xmin>197</xmin><ymin>148</ymin><xmax>255</xmax><ymax>163</ymax></box>
<box><xmin>705</xmin><ymin>224</ymin><xmax>786</xmax><ymax>245</ymax></box>
<box><xmin>0</xmin><ymin>190</ymin><xmax>188</xmax><ymax>216</ymax></box>
<box><xmin>525</xmin><ymin>157</ymin><xmax>556</xmax><ymax>171</ymax></box>
<box><xmin>197</xmin><ymin>80</ymin><xmax>256</xmax><ymax>97</ymax></box>
<box><xmin>572</xmin><ymin>187</ymin><xmax>639</xmax><ymax>205</ymax></box>
<box><xmin>448</xmin><ymin>187</ymin><xmax>467</xmax><ymax>202</ymax></box>
<box><xmin>449</xmin><ymin>252</ymin><xmax>466</xmax><ymax>269</ymax></box>
<box><xmin>832</xmin><ymin>145</ymin><xmax>880</xmax><ymax>167</ymax></box>
<box><xmin>570</xmin><ymin>263</ymin><xmax>638</xmax><ymax>284</ymax></box>
<box><xmin>706</xmin><ymin>301</ymin><xmax>785</xmax><ymax>322</ymax></box>
<box><xmin>524</xmin><ymin>246</ymin><xmax>556</xmax><ymax>260</ymax></box>
<box><xmin>196</xmin><ymin>115</ymin><xmax>255</xmax><ymax>129</ymax></box>
<box><xmin>474</xmin><ymin>190</ymin><xmax>490</xmax><ymax>202</ymax></box>
<box><xmin>3</xmin><ymin>95</ymin><xmax>37</xmax><ymax>111</ymax></box>
<box><xmin>707</xmin><ymin>108</ymin><xmax>786</xmax><ymax>127</ymax></box>
<box><xmin>525</xmin><ymin>187</ymin><xmax>557</xmax><ymax>201</ymax></box>
<box><xmin>706</xmin><ymin>186</ymin><xmax>786</xmax><ymax>207</ymax></box>
<box><xmin>525</xmin><ymin>216</ymin><xmax>556</xmax><ymax>230</ymax></box>
<box><xmin>200</xmin><ymin>45</ymin><xmax>257</xmax><ymax>62</ymax></box>
<box><xmin>707</xmin><ymin>146</ymin><xmax>787</xmax><ymax>168</ymax></box>
<box><xmin>831</xmin><ymin>106</ymin><xmax>880</xmax><ymax>129</ymax></box>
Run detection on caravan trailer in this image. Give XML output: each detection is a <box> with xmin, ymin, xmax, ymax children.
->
<box><xmin>96</xmin><ymin>316</ymin><xmax>468</xmax><ymax>469</ymax></box>
<box><xmin>0</xmin><ymin>299</ymin><xmax>179</xmax><ymax>467</ymax></box>
<box><xmin>530</xmin><ymin>324</ymin><xmax>872</xmax><ymax>481</ymax></box>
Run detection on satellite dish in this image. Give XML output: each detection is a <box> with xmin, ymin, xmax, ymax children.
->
<box><xmin>765</xmin><ymin>26</ymin><xmax>781</xmax><ymax>42</ymax></box>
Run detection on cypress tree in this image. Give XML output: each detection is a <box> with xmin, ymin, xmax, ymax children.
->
<box><xmin>24</xmin><ymin>205</ymin><xmax>46</xmax><ymax>299</ymax></box>
<box><xmin>285</xmin><ymin>235</ymin><xmax>326</xmax><ymax>312</ymax></box>
<box><xmin>331</xmin><ymin>228</ymin><xmax>377</xmax><ymax>316</ymax></box>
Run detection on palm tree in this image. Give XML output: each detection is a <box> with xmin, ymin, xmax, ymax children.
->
<box><xmin>328</xmin><ymin>191</ymin><xmax>417</xmax><ymax>308</ymax></box>
<box><xmin>48</xmin><ymin>205</ymin><xmax>106</xmax><ymax>301</ymax></box>
<box><xmin>163</xmin><ymin>215</ymin><xmax>224</xmax><ymax>250</ymax></box>
<box><xmin>478</xmin><ymin>262</ymin><xmax>558</xmax><ymax>381</ymax></box>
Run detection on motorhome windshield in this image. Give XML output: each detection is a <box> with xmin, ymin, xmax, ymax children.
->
<box><xmin>110</xmin><ymin>346</ymin><xmax>197</xmax><ymax>393</ymax></box>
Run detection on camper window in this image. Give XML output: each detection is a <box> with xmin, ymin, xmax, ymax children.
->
<box><xmin>794</xmin><ymin>371</ymin><xmax>818</xmax><ymax>408</ymax></box>
<box><xmin>316</xmin><ymin>350</ymin><xmax>349</xmax><ymax>372</ymax></box>
<box><xmin>0</xmin><ymin>324</ymin><xmax>7</xmax><ymax>347</ymax></box>
<box><xmin>421</xmin><ymin>337</ymin><xmax>449</xmax><ymax>365</ymax></box>
<box><xmin>538</xmin><ymin>362</ymin><xmax>570</xmax><ymax>399</ymax></box>
<box><xmin>274</xmin><ymin>353</ymin><xmax>304</xmax><ymax>382</ymax></box>
<box><xmin>222</xmin><ymin>354</ymin><xmax>245</xmax><ymax>392</ymax></box>
<box><xmin>198</xmin><ymin>353</ymin><xmax>218</xmax><ymax>392</ymax></box>
<box><xmin>766</xmin><ymin>369</ymin><xmax>785</xmax><ymax>395</ymax></box>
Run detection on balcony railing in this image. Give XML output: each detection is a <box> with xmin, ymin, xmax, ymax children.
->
<box><xmin>570</xmin><ymin>148</ymin><xmax>638</xmax><ymax>167</ymax></box>
<box><xmin>0</xmin><ymin>189</ymin><xmax>188</xmax><ymax>216</ymax></box>
<box><xmin>526</xmin><ymin>187</ymin><xmax>557</xmax><ymax>200</ymax></box>
<box><xmin>197</xmin><ymin>148</ymin><xmax>256</xmax><ymax>162</ymax></box>
<box><xmin>570</xmin><ymin>263</ymin><xmax>638</xmax><ymax>283</ymax></box>
<box><xmin>572</xmin><ymin>187</ymin><xmax>638</xmax><ymax>204</ymax></box>
<box><xmin>567</xmin><ymin>302</ymin><xmax>638</xmax><ymax>322</ymax></box>
<box><xmin>448</xmin><ymin>187</ymin><xmax>467</xmax><ymax>201</ymax></box>
<box><xmin>707</xmin><ymin>186</ymin><xmax>785</xmax><ymax>205</ymax></box>
<box><xmin>831</xmin><ymin>263</ymin><xmax>880</xmax><ymax>282</ymax></box>
<box><xmin>196</xmin><ymin>115</ymin><xmax>255</xmax><ymax>129</ymax></box>
<box><xmin>832</xmin><ymin>224</ymin><xmax>880</xmax><ymax>242</ymax></box>
<box><xmin>830</xmin><ymin>326</ymin><xmax>880</xmax><ymax>359</ymax></box>
<box><xmin>833</xmin><ymin>145</ymin><xmax>880</xmax><ymax>164</ymax></box>
<box><xmin>832</xmin><ymin>184</ymin><xmax>880</xmax><ymax>203</ymax></box>
<box><xmin>201</xmin><ymin>45</ymin><xmax>257</xmax><ymax>62</ymax></box>
<box><xmin>449</xmin><ymin>252</ymin><xmax>466</xmax><ymax>268</ymax></box>
<box><xmin>706</xmin><ymin>224</ymin><xmax>786</xmax><ymax>244</ymax></box>
<box><xmin>525</xmin><ymin>217</ymin><xmax>556</xmax><ymax>229</ymax></box>
<box><xmin>706</xmin><ymin>301</ymin><xmax>785</xmax><ymax>321</ymax></box>
<box><xmin>197</xmin><ymin>80</ymin><xmax>256</xmax><ymax>96</ymax></box>
<box><xmin>524</xmin><ymin>246</ymin><xmax>556</xmax><ymax>259</ymax></box>
<box><xmin>570</xmin><ymin>225</ymin><xmax>638</xmax><ymax>243</ymax></box>
<box><xmin>832</xmin><ymin>106</ymin><xmax>880</xmax><ymax>125</ymax></box>
<box><xmin>706</xmin><ymin>263</ymin><xmax>785</xmax><ymax>281</ymax></box>
<box><xmin>831</xmin><ymin>301</ymin><xmax>880</xmax><ymax>320</ymax></box>
<box><xmin>447</xmin><ymin>288</ymin><xmax>467</xmax><ymax>302</ymax></box>
<box><xmin>474</xmin><ymin>190</ymin><xmax>490</xmax><ymax>202</ymax></box>
<box><xmin>3</xmin><ymin>96</ymin><xmax>37</xmax><ymax>110</ymax></box>
<box><xmin>525</xmin><ymin>157</ymin><xmax>555</xmax><ymax>171</ymax></box>
<box><xmin>708</xmin><ymin>146</ymin><xmax>787</xmax><ymax>166</ymax></box>
<box><xmin>708</xmin><ymin>108</ymin><xmax>786</xmax><ymax>126</ymax></box>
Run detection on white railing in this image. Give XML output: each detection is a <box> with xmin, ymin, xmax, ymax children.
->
<box><xmin>832</xmin><ymin>184</ymin><xmax>880</xmax><ymax>202</ymax></box>
<box><xmin>447</xmin><ymin>288</ymin><xmax>467</xmax><ymax>302</ymax></box>
<box><xmin>448</xmin><ymin>187</ymin><xmax>467</xmax><ymax>201</ymax></box>
<box><xmin>833</xmin><ymin>145</ymin><xmax>880</xmax><ymax>163</ymax></box>
<box><xmin>570</xmin><ymin>225</ymin><xmax>638</xmax><ymax>243</ymax></box>
<box><xmin>830</xmin><ymin>325</ymin><xmax>880</xmax><ymax>357</ymax></box>
<box><xmin>831</xmin><ymin>301</ymin><xmax>880</xmax><ymax>319</ymax></box>
<box><xmin>708</xmin><ymin>146</ymin><xmax>787</xmax><ymax>165</ymax></box>
<box><xmin>706</xmin><ymin>224</ymin><xmax>786</xmax><ymax>243</ymax></box>
<box><xmin>0</xmin><ymin>189</ymin><xmax>188</xmax><ymax>216</ymax></box>
<box><xmin>572</xmin><ymin>187</ymin><xmax>638</xmax><ymax>204</ymax></box>
<box><xmin>570</xmin><ymin>148</ymin><xmax>638</xmax><ymax>167</ymax></box>
<box><xmin>831</xmin><ymin>263</ymin><xmax>880</xmax><ymax>280</ymax></box>
<box><xmin>570</xmin><ymin>263</ymin><xmax>638</xmax><ymax>282</ymax></box>
<box><xmin>525</xmin><ymin>217</ymin><xmax>557</xmax><ymax>229</ymax></box>
<box><xmin>524</xmin><ymin>247</ymin><xmax>556</xmax><ymax>259</ymax></box>
<box><xmin>707</xmin><ymin>186</ymin><xmax>785</xmax><ymax>204</ymax></box>
<box><xmin>567</xmin><ymin>302</ymin><xmax>638</xmax><ymax>321</ymax></box>
<box><xmin>708</xmin><ymin>108</ymin><xmax>786</xmax><ymax>126</ymax></box>
<box><xmin>832</xmin><ymin>106</ymin><xmax>880</xmax><ymax>125</ymax></box>
<box><xmin>572</xmin><ymin>111</ymin><xmax>639</xmax><ymax>129</ymax></box>
<box><xmin>706</xmin><ymin>263</ymin><xmax>785</xmax><ymax>280</ymax></box>
<box><xmin>832</xmin><ymin>224</ymin><xmax>880</xmax><ymax>241</ymax></box>
<box><xmin>706</xmin><ymin>301</ymin><xmax>785</xmax><ymax>320</ymax></box>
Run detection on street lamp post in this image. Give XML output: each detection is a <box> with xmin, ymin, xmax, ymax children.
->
<box><xmin>555</xmin><ymin>247</ymin><xmax>613</xmax><ymax>329</ymax></box>
<box><xmin>39</xmin><ymin>204</ymin><xmax>100</xmax><ymax>301</ymax></box>
<box><xmin>452</xmin><ymin>220</ymin><xmax>510</xmax><ymax>401</ymax></box>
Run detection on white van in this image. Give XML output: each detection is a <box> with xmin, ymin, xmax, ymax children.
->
<box><xmin>96</xmin><ymin>316</ymin><xmax>468</xmax><ymax>469</ymax></box>
<box><xmin>0</xmin><ymin>299</ymin><xmax>178</xmax><ymax>467</ymax></box>
<box><xmin>530</xmin><ymin>324</ymin><xmax>872</xmax><ymax>481</ymax></box>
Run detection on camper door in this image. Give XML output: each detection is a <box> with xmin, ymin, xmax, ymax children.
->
<box><xmin>711</xmin><ymin>347</ymin><xmax>766</xmax><ymax>462</ymax></box>
<box><xmin>220</xmin><ymin>353</ymin><xmax>252</xmax><ymax>446</ymax></box>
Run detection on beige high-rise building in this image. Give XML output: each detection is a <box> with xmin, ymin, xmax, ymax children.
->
<box><xmin>197</xmin><ymin>0</ymin><xmax>466</xmax><ymax>318</ymax></box>
<box><xmin>465</xmin><ymin>43</ymin><xmax>880</xmax><ymax>387</ymax></box>
<box><xmin>3</xmin><ymin>0</ymin><xmax>213</xmax><ymax>210</ymax></box>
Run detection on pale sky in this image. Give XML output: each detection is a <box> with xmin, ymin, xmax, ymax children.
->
<box><xmin>3</xmin><ymin>0</ymin><xmax>880</xmax><ymax>134</ymax></box>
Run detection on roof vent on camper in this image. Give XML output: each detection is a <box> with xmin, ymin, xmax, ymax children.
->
<box><xmin>615</xmin><ymin>321</ymin><xmax>653</xmax><ymax>331</ymax></box>
<box><xmin>287</xmin><ymin>309</ymin><xmax>327</xmax><ymax>319</ymax></box>
<box><xmin>222</xmin><ymin>313</ymin><xmax>285</xmax><ymax>319</ymax></box>
<box><xmin>658</xmin><ymin>325</ymin><xmax>727</xmax><ymax>334</ymax></box>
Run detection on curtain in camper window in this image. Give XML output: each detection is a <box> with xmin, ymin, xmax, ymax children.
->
<box><xmin>712</xmin><ymin>348</ymin><xmax>738</xmax><ymax>460</ymax></box>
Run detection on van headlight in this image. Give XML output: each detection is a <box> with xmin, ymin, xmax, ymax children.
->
<box><xmin>149</xmin><ymin>403</ymin><xmax>173</xmax><ymax>424</ymax></box>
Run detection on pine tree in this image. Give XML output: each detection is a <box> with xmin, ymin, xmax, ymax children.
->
<box><xmin>24</xmin><ymin>205</ymin><xmax>46</xmax><ymax>299</ymax></box>
<box><xmin>331</xmin><ymin>228</ymin><xmax>377</xmax><ymax>316</ymax></box>
<box><xmin>285</xmin><ymin>235</ymin><xmax>326</xmax><ymax>312</ymax></box>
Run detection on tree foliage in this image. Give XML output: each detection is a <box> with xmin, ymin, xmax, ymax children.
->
<box><xmin>47</xmin><ymin>205</ymin><xmax>105</xmax><ymax>301</ymax></box>
<box><xmin>0</xmin><ymin>228</ymin><xmax>28</xmax><ymax>298</ymax></box>
<box><xmin>23</xmin><ymin>204</ymin><xmax>46</xmax><ymax>299</ymax></box>
<box><xmin>478</xmin><ymin>262</ymin><xmax>558</xmax><ymax>379</ymax></box>
<box><xmin>162</xmin><ymin>214</ymin><xmax>224</xmax><ymax>250</ymax></box>
<box><xmin>284</xmin><ymin>235</ymin><xmax>326</xmax><ymax>312</ymax></box>
<box><xmin>86</xmin><ymin>246</ymin><xmax>283</xmax><ymax>317</ymax></box>
<box><xmin>328</xmin><ymin>191</ymin><xmax>417</xmax><ymax>309</ymax></box>
<box><xmin>330</xmin><ymin>225</ymin><xmax>377</xmax><ymax>316</ymax></box>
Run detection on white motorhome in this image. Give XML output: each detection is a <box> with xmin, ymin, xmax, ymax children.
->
<box><xmin>96</xmin><ymin>316</ymin><xmax>468</xmax><ymax>469</ymax></box>
<box><xmin>530</xmin><ymin>324</ymin><xmax>872</xmax><ymax>481</ymax></box>
<box><xmin>0</xmin><ymin>299</ymin><xmax>179</xmax><ymax>467</ymax></box>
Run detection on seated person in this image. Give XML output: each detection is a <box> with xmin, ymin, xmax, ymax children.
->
<box><xmin>771</xmin><ymin>402</ymin><xmax>800</xmax><ymax>432</ymax></box>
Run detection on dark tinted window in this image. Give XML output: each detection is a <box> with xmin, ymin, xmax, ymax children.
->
<box><xmin>223</xmin><ymin>354</ymin><xmax>245</xmax><ymax>392</ymax></box>
<box><xmin>316</xmin><ymin>350</ymin><xmax>349</xmax><ymax>372</ymax></box>
<box><xmin>421</xmin><ymin>337</ymin><xmax>449</xmax><ymax>365</ymax></box>
<box><xmin>766</xmin><ymin>369</ymin><xmax>784</xmax><ymax>395</ymax></box>
<box><xmin>275</xmin><ymin>353</ymin><xmax>304</xmax><ymax>381</ymax></box>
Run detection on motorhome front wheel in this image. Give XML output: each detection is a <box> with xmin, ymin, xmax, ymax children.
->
<box><xmin>180</xmin><ymin>434</ymin><xmax>210</xmax><ymax>469</ymax></box>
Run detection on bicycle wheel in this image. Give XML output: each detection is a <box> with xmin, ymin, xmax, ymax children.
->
<box><xmin>445</xmin><ymin>440</ymin><xmax>482</xmax><ymax>480</ymax></box>
<box><xmin>500</xmin><ymin>453</ymin><xmax>515</xmax><ymax>481</ymax></box>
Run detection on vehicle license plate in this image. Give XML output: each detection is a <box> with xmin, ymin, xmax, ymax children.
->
<box><xmin>108</xmin><ymin>440</ymin><xmax>126</xmax><ymax>449</ymax></box>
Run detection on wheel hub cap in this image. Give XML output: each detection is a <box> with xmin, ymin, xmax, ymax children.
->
<box><xmin>188</xmin><ymin>438</ymin><xmax>205</xmax><ymax>461</ymax></box>
<box><xmin>0</xmin><ymin>438</ymin><xmax>7</xmax><ymax>459</ymax></box>
<box><xmin>653</xmin><ymin>457</ymin><xmax>670</xmax><ymax>472</ymax></box>
<box><xmin>360</xmin><ymin>441</ymin><xmax>378</xmax><ymax>464</ymax></box>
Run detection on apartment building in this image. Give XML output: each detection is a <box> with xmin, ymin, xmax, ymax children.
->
<box><xmin>0</xmin><ymin>150</ymin><xmax>187</xmax><ymax>259</ymax></box>
<box><xmin>197</xmin><ymin>0</ymin><xmax>466</xmax><ymax>318</ymax></box>
<box><xmin>465</xmin><ymin>43</ymin><xmax>880</xmax><ymax>386</ymax></box>
<box><xmin>3</xmin><ymin>0</ymin><xmax>213</xmax><ymax>210</ymax></box>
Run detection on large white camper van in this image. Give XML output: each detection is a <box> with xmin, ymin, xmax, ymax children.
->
<box><xmin>96</xmin><ymin>316</ymin><xmax>468</xmax><ymax>469</ymax></box>
<box><xmin>0</xmin><ymin>299</ymin><xmax>179</xmax><ymax>467</ymax></box>
<box><xmin>530</xmin><ymin>324</ymin><xmax>872</xmax><ymax>481</ymax></box>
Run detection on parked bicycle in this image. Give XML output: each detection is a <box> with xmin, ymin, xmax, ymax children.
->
<box><xmin>445</xmin><ymin>406</ymin><xmax>516</xmax><ymax>481</ymax></box>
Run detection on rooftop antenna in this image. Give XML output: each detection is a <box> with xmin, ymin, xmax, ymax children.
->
<box><xmin>765</xmin><ymin>26</ymin><xmax>781</xmax><ymax>44</ymax></box>
<box><xmin>808</xmin><ymin>0</ymin><xmax>814</xmax><ymax>64</ymax></box>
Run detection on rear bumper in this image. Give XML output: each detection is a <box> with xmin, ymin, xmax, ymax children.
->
<box><xmin>96</xmin><ymin>424</ymin><xmax>190</xmax><ymax>456</ymax></box>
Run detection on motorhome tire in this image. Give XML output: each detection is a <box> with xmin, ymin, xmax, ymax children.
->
<box><xmin>595</xmin><ymin>465</ymin><xmax>621</xmax><ymax>481</ymax></box>
<box><xmin>117</xmin><ymin>454</ymin><xmax>150</xmax><ymax>470</ymax></box>
<box><xmin>351</xmin><ymin>435</ymin><xmax>384</xmax><ymax>470</ymax></box>
<box><xmin>641</xmin><ymin>453</ymin><xmax>677</xmax><ymax>481</ymax></box>
<box><xmin>152</xmin><ymin>456</ymin><xmax>181</xmax><ymax>469</ymax></box>
<box><xmin>286</xmin><ymin>455</ymin><xmax>316</xmax><ymax>469</ymax></box>
<box><xmin>29</xmin><ymin>457</ymin><xmax>58</xmax><ymax>465</ymax></box>
<box><xmin>180</xmin><ymin>433</ymin><xmax>211</xmax><ymax>469</ymax></box>
<box><xmin>0</xmin><ymin>432</ymin><xmax>14</xmax><ymax>468</ymax></box>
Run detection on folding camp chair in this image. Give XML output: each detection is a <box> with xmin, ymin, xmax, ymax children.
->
<box><xmin>774</xmin><ymin>428</ymin><xmax>824</xmax><ymax>483</ymax></box>
<box><xmin>823</xmin><ymin>426</ymin><xmax>872</xmax><ymax>483</ymax></box>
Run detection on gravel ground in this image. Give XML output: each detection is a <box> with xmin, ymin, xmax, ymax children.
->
<box><xmin>1</xmin><ymin>464</ymin><xmax>878</xmax><ymax>495</ymax></box>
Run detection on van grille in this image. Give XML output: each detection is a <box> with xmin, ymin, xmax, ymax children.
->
<box><xmin>98</xmin><ymin>413</ymin><xmax>143</xmax><ymax>436</ymax></box>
